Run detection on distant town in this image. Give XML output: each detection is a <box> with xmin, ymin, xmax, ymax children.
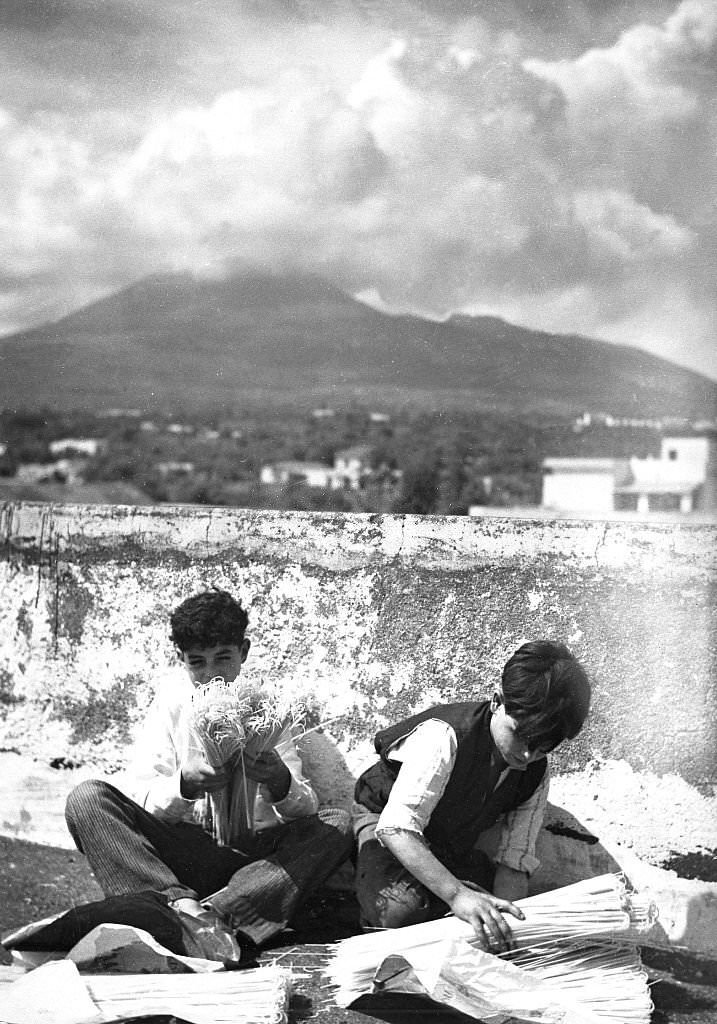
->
<box><xmin>0</xmin><ymin>404</ymin><xmax>715</xmax><ymax>519</ymax></box>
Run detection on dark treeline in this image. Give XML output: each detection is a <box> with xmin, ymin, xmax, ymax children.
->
<box><xmin>0</xmin><ymin>405</ymin><xmax>662</xmax><ymax>515</ymax></box>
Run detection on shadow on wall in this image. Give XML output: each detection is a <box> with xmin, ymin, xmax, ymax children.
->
<box><xmin>532</xmin><ymin>804</ymin><xmax>623</xmax><ymax>892</ymax></box>
<box><xmin>473</xmin><ymin>803</ymin><xmax>623</xmax><ymax>897</ymax></box>
<box><xmin>296</xmin><ymin>729</ymin><xmax>356</xmax><ymax>811</ymax></box>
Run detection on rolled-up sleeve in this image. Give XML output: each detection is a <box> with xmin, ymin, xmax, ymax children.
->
<box><xmin>375</xmin><ymin>719</ymin><xmax>457</xmax><ymax>843</ymax></box>
<box><xmin>493</xmin><ymin>764</ymin><xmax>550</xmax><ymax>876</ymax></box>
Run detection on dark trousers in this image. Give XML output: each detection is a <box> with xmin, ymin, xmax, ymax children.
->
<box><xmin>355</xmin><ymin>833</ymin><xmax>495</xmax><ymax>929</ymax></box>
<box><xmin>65</xmin><ymin>779</ymin><xmax>353</xmax><ymax>945</ymax></box>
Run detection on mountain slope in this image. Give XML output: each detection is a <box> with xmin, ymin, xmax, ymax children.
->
<box><xmin>0</xmin><ymin>271</ymin><xmax>714</xmax><ymax>418</ymax></box>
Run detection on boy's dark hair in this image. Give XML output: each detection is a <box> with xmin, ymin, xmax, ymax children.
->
<box><xmin>499</xmin><ymin>640</ymin><xmax>591</xmax><ymax>752</ymax></box>
<box><xmin>169</xmin><ymin>589</ymin><xmax>249</xmax><ymax>651</ymax></box>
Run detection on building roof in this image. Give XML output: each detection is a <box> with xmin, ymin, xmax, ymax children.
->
<box><xmin>614</xmin><ymin>480</ymin><xmax>700</xmax><ymax>496</ymax></box>
<box><xmin>662</xmin><ymin>427</ymin><xmax>717</xmax><ymax>439</ymax></box>
<box><xmin>335</xmin><ymin>445</ymin><xmax>372</xmax><ymax>461</ymax></box>
<box><xmin>269</xmin><ymin>460</ymin><xmax>333</xmax><ymax>474</ymax></box>
<box><xmin>542</xmin><ymin>458</ymin><xmax>622</xmax><ymax>473</ymax></box>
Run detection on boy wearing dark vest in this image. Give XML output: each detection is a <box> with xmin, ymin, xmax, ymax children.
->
<box><xmin>352</xmin><ymin>640</ymin><xmax>591</xmax><ymax>953</ymax></box>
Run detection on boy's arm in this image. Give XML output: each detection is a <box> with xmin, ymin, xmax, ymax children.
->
<box><xmin>492</xmin><ymin>765</ymin><xmax>550</xmax><ymax>899</ymax></box>
<box><xmin>380</xmin><ymin>828</ymin><xmax>523</xmax><ymax>948</ymax></box>
<box><xmin>123</xmin><ymin>682</ymin><xmax>201</xmax><ymax>821</ymax></box>
<box><xmin>374</xmin><ymin>719</ymin><xmax>523</xmax><ymax>950</ymax></box>
<box><xmin>253</xmin><ymin>725</ymin><xmax>319</xmax><ymax>821</ymax></box>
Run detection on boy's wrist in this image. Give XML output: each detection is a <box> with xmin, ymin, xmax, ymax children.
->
<box><xmin>179</xmin><ymin>772</ymin><xmax>201</xmax><ymax>800</ymax></box>
<box><xmin>266</xmin><ymin>764</ymin><xmax>292</xmax><ymax>802</ymax></box>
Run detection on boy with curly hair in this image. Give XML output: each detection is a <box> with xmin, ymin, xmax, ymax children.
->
<box><xmin>66</xmin><ymin>589</ymin><xmax>352</xmax><ymax>963</ymax></box>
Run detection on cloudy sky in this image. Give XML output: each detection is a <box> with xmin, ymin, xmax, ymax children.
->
<box><xmin>2</xmin><ymin>0</ymin><xmax>715</xmax><ymax>378</ymax></box>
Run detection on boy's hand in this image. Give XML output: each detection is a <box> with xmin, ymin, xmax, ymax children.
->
<box><xmin>241</xmin><ymin>749</ymin><xmax>291</xmax><ymax>802</ymax></box>
<box><xmin>449</xmin><ymin>885</ymin><xmax>524</xmax><ymax>952</ymax></box>
<box><xmin>180</xmin><ymin>754</ymin><xmax>234</xmax><ymax>799</ymax></box>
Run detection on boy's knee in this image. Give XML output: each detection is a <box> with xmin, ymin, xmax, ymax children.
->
<box><xmin>65</xmin><ymin>778</ymin><xmax>113</xmax><ymax>824</ymax></box>
<box><xmin>356</xmin><ymin>840</ymin><xmax>436</xmax><ymax>929</ymax></box>
<box><xmin>363</xmin><ymin>882</ymin><xmax>435</xmax><ymax>929</ymax></box>
<box><xmin>317</xmin><ymin>806</ymin><xmax>352</xmax><ymax>836</ymax></box>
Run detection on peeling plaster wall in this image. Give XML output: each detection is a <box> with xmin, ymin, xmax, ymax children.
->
<box><xmin>1</xmin><ymin>501</ymin><xmax>716</xmax><ymax>954</ymax></box>
<box><xmin>2</xmin><ymin>501</ymin><xmax>714</xmax><ymax>777</ymax></box>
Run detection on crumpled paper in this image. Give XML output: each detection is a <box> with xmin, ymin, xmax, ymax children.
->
<box><xmin>368</xmin><ymin>938</ymin><xmax>606</xmax><ymax>1024</ymax></box>
<box><xmin>1</xmin><ymin>959</ymin><xmax>102</xmax><ymax>1024</ymax></box>
<box><xmin>6</xmin><ymin>920</ymin><xmax>227</xmax><ymax>974</ymax></box>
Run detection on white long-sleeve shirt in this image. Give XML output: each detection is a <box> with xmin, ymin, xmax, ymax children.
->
<box><xmin>360</xmin><ymin>718</ymin><xmax>548</xmax><ymax>876</ymax></box>
<box><xmin>120</xmin><ymin>674</ymin><xmax>318</xmax><ymax>833</ymax></box>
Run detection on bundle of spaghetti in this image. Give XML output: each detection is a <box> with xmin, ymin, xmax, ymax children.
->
<box><xmin>494</xmin><ymin>874</ymin><xmax>658</xmax><ymax>949</ymax></box>
<box><xmin>83</xmin><ymin>964</ymin><xmax>294</xmax><ymax>1024</ymax></box>
<box><xmin>188</xmin><ymin>677</ymin><xmax>305</xmax><ymax>845</ymax></box>
<box><xmin>499</xmin><ymin>941</ymin><xmax>654</xmax><ymax>1023</ymax></box>
<box><xmin>325</xmin><ymin>873</ymin><xmax>657</xmax><ymax>1011</ymax></box>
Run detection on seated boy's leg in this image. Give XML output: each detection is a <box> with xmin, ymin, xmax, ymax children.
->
<box><xmin>65</xmin><ymin>779</ymin><xmax>246</xmax><ymax>902</ymax></box>
<box><xmin>355</xmin><ymin>835</ymin><xmax>443</xmax><ymax>929</ymax></box>
<box><xmin>207</xmin><ymin>807</ymin><xmax>353</xmax><ymax>946</ymax></box>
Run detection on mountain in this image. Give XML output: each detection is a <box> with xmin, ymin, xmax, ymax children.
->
<box><xmin>0</xmin><ymin>271</ymin><xmax>714</xmax><ymax>419</ymax></box>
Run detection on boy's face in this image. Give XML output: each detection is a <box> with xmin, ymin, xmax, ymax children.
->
<box><xmin>490</xmin><ymin>692</ymin><xmax>550</xmax><ymax>770</ymax></box>
<box><xmin>179</xmin><ymin>640</ymin><xmax>249</xmax><ymax>687</ymax></box>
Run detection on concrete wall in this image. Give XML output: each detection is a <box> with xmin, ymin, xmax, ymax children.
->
<box><xmin>1</xmin><ymin>501</ymin><xmax>716</xmax><ymax>955</ymax></box>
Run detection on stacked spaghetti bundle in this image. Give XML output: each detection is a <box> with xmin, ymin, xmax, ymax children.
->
<box><xmin>500</xmin><ymin>942</ymin><xmax>654</xmax><ymax>1023</ymax></box>
<box><xmin>187</xmin><ymin>677</ymin><xmax>304</xmax><ymax>845</ymax></box>
<box><xmin>83</xmin><ymin>964</ymin><xmax>294</xmax><ymax>1024</ymax></box>
<box><xmin>326</xmin><ymin>873</ymin><xmax>657</xmax><ymax>1023</ymax></box>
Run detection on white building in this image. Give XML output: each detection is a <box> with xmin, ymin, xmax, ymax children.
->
<box><xmin>541</xmin><ymin>458</ymin><xmax>630</xmax><ymax>513</ymax></box>
<box><xmin>260</xmin><ymin>460</ymin><xmax>336</xmax><ymax>488</ymax></box>
<box><xmin>16</xmin><ymin>458</ymin><xmax>84</xmax><ymax>484</ymax></box>
<box><xmin>542</xmin><ymin>432</ymin><xmax>717</xmax><ymax>515</ymax></box>
<box><xmin>333</xmin><ymin>445</ymin><xmax>372</xmax><ymax>490</ymax></box>
<box><xmin>614</xmin><ymin>434</ymin><xmax>713</xmax><ymax>514</ymax></box>
<box><xmin>157</xmin><ymin>461</ymin><xmax>195</xmax><ymax>478</ymax></box>
<box><xmin>49</xmin><ymin>438</ymin><xmax>105</xmax><ymax>457</ymax></box>
<box><xmin>260</xmin><ymin>448</ymin><xmax>377</xmax><ymax>490</ymax></box>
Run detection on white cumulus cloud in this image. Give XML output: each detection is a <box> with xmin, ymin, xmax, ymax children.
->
<box><xmin>0</xmin><ymin>0</ymin><xmax>714</xmax><ymax>378</ymax></box>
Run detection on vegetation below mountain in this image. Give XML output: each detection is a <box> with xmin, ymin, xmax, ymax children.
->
<box><xmin>0</xmin><ymin>404</ymin><xmax>666</xmax><ymax>516</ymax></box>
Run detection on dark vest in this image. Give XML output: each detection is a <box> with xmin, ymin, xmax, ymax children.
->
<box><xmin>354</xmin><ymin>701</ymin><xmax>547</xmax><ymax>864</ymax></box>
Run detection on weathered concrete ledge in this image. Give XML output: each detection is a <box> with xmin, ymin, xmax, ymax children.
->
<box><xmin>1</xmin><ymin>501</ymin><xmax>715</xmax><ymax>958</ymax></box>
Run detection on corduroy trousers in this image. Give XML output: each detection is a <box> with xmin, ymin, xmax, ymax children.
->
<box><xmin>65</xmin><ymin>779</ymin><xmax>352</xmax><ymax>945</ymax></box>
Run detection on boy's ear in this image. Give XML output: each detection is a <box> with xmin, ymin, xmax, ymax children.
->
<box><xmin>241</xmin><ymin>638</ymin><xmax>251</xmax><ymax>662</ymax></box>
<box><xmin>490</xmin><ymin>690</ymin><xmax>502</xmax><ymax>713</ymax></box>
